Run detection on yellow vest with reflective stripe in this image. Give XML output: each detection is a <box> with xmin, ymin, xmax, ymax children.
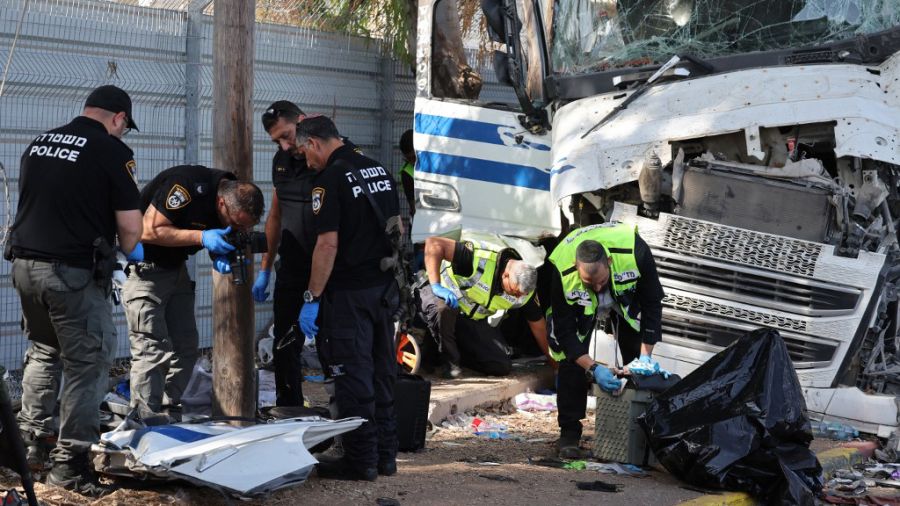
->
<box><xmin>440</xmin><ymin>231</ymin><xmax>532</xmax><ymax>320</ymax></box>
<box><xmin>549</xmin><ymin>223</ymin><xmax>642</xmax><ymax>330</ymax></box>
<box><xmin>398</xmin><ymin>161</ymin><xmax>414</xmax><ymax>192</ymax></box>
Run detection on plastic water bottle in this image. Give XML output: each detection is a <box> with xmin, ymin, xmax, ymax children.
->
<box><xmin>471</xmin><ymin>418</ymin><xmax>508</xmax><ymax>438</ymax></box>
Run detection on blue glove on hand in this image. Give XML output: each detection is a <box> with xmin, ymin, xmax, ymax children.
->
<box><xmin>201</xmin><ymin>226</ymin><xmax>235</xmax><ymax>255</ymax></box>
<box><xmin>299</xmin><ymin>301</ymin><xmax>320</xmax><ymax>337</ymax></box>
<box><xmin>252</xmin><ymin>269</ymin><xmax>271</xmax><ymax>302</ymax></box>
<box><xmin>431</xmin><ymin>283</ymin><xmax>459</xmax><ymax>309</ymax></box>
<box><xmin>625</xmin><ymin>354</ymin><xmax>662</xmax><ymax>377</ymax></box>
<box><xmin>212</xmin><ymin>256</ymin><xmax>232</xmax><ymax>274</ymax></box>
<box><xmin>593</xmin><ymin>365</ymin><xmax>623</xmax><ymax>393</ymax></box>
<box><xmin>125</xmin><ymin>243</ymin><xmax>144</xmax><ymax>262</ymax></box>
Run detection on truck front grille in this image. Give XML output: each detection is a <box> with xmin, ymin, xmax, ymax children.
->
<box><xmin>655</xmin><ymin>251</ymin><xmax>860</xmax><ymax>316</ymax></box>
<box><xmin>661</xmin><ymin>310</ymin><xmax>837</xmax><ymax>368</ymax></box>
<box><xmin>663</xmin><ymin>215</ymin><xmax>823</xmax><ymax>277</ymax></box>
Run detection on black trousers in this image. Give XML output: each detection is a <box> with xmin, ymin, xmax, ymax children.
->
<box><xmin>557</xmin><ymin>312</ymin><xmax>642</xmax><ymax>440</ymax></box>
<box><xmin>271</xmin><ymin>268</ymin><xmax>308</xmax><ymax>407</ymax></box>
<box><xmin>319</xmin><ymin>282</ymin><xmax>398</xmax><ymax>469</ymax></box>
<box><xmin>419</xmin><ymin>285</ymin><xmax>512</xmax><ymax>376</ymax></box>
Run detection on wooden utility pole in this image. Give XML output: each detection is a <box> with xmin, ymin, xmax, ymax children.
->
<box><xmin>211</xmin><ymin>0</ymin><xmax>256</xmax><ymax>419</ymax></box>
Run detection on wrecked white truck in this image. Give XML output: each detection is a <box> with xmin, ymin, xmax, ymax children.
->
<box><xmin>411</xmin><ymin>0</ymin><xmax>900</xmax><ymax>436</ymax></box>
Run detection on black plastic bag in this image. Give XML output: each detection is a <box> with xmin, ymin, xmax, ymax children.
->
<box><xmin>639</xmin><ymin>328</ymin><xmax>823</xmax><ymax>505</ymax></box>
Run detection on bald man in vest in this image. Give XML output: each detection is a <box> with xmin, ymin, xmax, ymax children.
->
<box><xmin>421</xmin><ymin>231</ymin><xmax>552</xmax><ymax>378</ymax></box>
<box><xmin>547</xmin><ymin>223</ymin><xmax>665</xmax><ymax>458</ymax></box>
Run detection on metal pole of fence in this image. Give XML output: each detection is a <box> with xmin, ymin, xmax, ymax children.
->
<box><xmin>184</xmin><ymin>0</ymin><xmax>210</xmax><ymax>286</ymax></box>
<box><xmin>380</xmin><ymin>50</ymin><xmax>395</xmax><ymax>172</ymax></box>
<box><xmin>211</xmin><ymin>0</ymin><xmax>256</xmax><ymax>421</ymax></box>
<box><xmin>185</xmin><ymin>0</ymin><xmax>208</xmax><ymax>166</ymax></box>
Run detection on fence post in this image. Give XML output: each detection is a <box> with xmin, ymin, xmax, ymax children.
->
<box><xmin>380</xmin><ymin>51</ymin><xmax>395</xmax><ymax>169</ymax></box>
<box><xmin>185</xmin><ymin>0</ymin><xmax>207</xmax><ymax>166</ymax></box>
<box><xmin>184</xmin><ymin>0</ymin><xmax>209</xmax><ymax>309</ymax></box>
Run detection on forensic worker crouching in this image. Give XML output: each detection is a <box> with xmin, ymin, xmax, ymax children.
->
<box><xmin>421</xmin><ymin>232</ymin><xmax>552</xmax><ymax>378</ymax></box>
<box><xmin>124</xmin><ymin>165</ymin><xmax>264</xmax><ymax>416</ymax></box>
<box><xmin>9</xmin><ymin>85</ymin><xmax>142</xmax><ymax>496</ymax></box>
<box><xmin>547</xmin><ymin>223</ymin><xmax>665</xmax><ymax>459</ymax></box>
<box><xmin>296</xmin><ymin>115</ymin><xmax>400</xmax><ymax>481</ymax></box>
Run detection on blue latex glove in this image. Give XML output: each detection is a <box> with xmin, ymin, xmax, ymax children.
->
<box><xmin>299</xmin><ymin>301</ymin><xmax>320</xmax><ymax>337</ymax></box>
<box><xmin>212</xmin><ymin>256</ymin><xmax>232</xmax><ymax>274</ymax></box>
<box><xmin>593</xmin><ymin>365</ymin><xmax>622</xmax><ymax>393</ymax></box>
<box><xmin>625</xmin><ymin>355</ymin><xmax>661</xmax><ymax>376</ymax></box>
<box><xmin>201</xmin><ymin>226</ymin><xmax>235</xmax><ymax>255</ymax></box>
<box><xmin>252</xmin><ymin>269</ymin><xmax>271</xmax><ymax>302</ymax></box>
<box><xmin>431</xmin><ymin>283</ymin><xmax>459</xmax><ymax>309</ymax></box>
<box><xmin>125</xmin><ymin>243</ymin><xmax>144</xmax><ymax>262</ymax></box>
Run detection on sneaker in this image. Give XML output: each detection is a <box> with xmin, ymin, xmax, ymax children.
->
<box><xmin>442</xmin><ymin>363</ymin><xmax>462</xmax><ymax>379</ymax></box>
<box><xmin>316</xmin><ymin>458</ymin><xmax>377</xmax><ymax>481</ymax></box>
<box><xmin>46</xmin><ymin>461</ymin><xmax>116</xmax><ymax>498</ymax></box>
<box><xmin>377</xmin><ymin>459</ymin><xmax>397</xmax><ymax>476</ymax></box>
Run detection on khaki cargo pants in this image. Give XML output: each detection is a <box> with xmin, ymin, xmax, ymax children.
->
<box><xmin>12</xmin><ymin>258</ymin><xmax>116</xmax><ymax>464</ymax></box>
<box><xmin>123</xmin><ymin>262</ymin><xmax>198</xmax><ymax>413</ymax></box>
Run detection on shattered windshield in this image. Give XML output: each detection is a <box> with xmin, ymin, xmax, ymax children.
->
<box><xmin>551</xmin><ymin>0</ymin><xmax>900</xmax><ymax>75</ymax></box>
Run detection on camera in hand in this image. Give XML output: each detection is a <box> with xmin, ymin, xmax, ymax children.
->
<box><xmin>225</xmin><ymin>231</ymin><xmax>267</xmax><ymax>285</ymax></box>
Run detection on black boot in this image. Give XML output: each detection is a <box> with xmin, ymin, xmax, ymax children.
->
<box><xmin>20</xmin><ymin>432</ymin><xmax>54</xmax><ymax>472</ymax></box>
<box><xmin>557</xmin><ymin>434</ymin><xmax>588</xmax><ymax>459</ymax></box>
<box><xmin>46</xmin><ymin>458</ymin><xmax>116</xmax><ymax>497</ymax></box>
<box><xmin>377</xmin><ymin>458</ymin><xmax>397</xmax><ymax>476</ymax></box>
<box><xmin>316</xmin><ymin>457</ymin><xmax>377</xmax><ymax>481</ymax></box>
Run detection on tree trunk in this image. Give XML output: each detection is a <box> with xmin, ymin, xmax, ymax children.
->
<box><xmin>211</xmin><ymin>0</ymin><xmax>256</xmax><ymax>422</ymax></box>
<box><xmin>431</xmin><ymin>0</ymin><xmax>482</xmax><ymax>99</ymax></box>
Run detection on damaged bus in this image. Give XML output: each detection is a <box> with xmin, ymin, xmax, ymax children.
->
<box><xmin>411</xmin><ymin>0</ymin><xmax>900</xmax><ymax>436</ymax></box>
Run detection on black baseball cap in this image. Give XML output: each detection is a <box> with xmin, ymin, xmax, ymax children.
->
<box><xmin>85</xmin><ymin>85</ymin><xmax>138</xmax><ymax>131</ymax></box>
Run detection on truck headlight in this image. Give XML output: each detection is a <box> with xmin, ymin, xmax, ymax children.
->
<box><xmin>415</xmin><ymin>180</ymin><xmax>461</xmax><ymax>212</ymax></box>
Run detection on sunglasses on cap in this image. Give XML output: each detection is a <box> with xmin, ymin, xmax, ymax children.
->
<box><xmin>263</xmin><ymin>107</ymin><xmax>300</xmax><ymax>120</ymax></box>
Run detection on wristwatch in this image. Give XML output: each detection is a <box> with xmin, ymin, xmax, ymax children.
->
<box><xmin>303</xmin><ymin>290</ymin><xmax>320</xmax><ymax>303</ymax></box>
<box><xmin>586</xmin><ymin>363</ymin><xmax>599</xmax><ymax>381</ymax></box>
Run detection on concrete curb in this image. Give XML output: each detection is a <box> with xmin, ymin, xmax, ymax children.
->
<box><xmin>677</xmin><ymin>446</ymin><xmax>865</xmax><ymax>505</ymax></box>
<box><xmin>427</xmin><ymin>366</ymin><xmax>554</xmax><ymax>424</ymax></box>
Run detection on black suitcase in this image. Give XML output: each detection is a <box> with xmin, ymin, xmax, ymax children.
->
<box><xmin>394</xmin><ymin>373</ymin><xmax>431</xmax><ymax>452</ymax></box>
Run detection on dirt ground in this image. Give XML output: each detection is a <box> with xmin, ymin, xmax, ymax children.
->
<box><xmin>0</xmin><ymin>376</ymin><xmax>710</xmax><ymax>506</ymax></box>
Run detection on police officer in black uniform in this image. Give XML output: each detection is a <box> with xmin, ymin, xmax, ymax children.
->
<box><xmin>252</xmin><ymin>101</ymin><xmax>309</xmax><ymax>407</ymax></box>
<box><xmin>10</xmin><ymin>85</ymin><xmax>142</xmax><ymax>496</ymax></box>
<box><xmin>297</xmin><ymin>116</ymin><xmax>400</xmax><ymax>481</ymax></box>
<box><xmin>124</xmin><ymin>166</ymin><xmax>264</xmax><ymax>415</ymax></box>
<box><xmin>253</xmin><ymin>101</ymin><xmax>365</xmax><ymax>408</ymax></box>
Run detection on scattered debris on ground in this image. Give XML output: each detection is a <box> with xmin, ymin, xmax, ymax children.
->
<box><xmin>0</xmin><ymin>379</ymin><xmax>704</xmax><ymax>505</ymax></box>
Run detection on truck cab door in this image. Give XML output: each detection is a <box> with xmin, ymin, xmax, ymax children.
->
<box><xmin>411</xmin><ymin>0</ymin><xmax>559</xmax><ymax>241</ymax></box>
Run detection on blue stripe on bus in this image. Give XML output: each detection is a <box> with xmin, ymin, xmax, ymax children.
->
<box><xmin>415</xmin><ymin>113</ymin><xmax>551</xmax><ymax>152</ymax></box>
<box><xmin>417</xmin><ymin>151</ymin><xmax>550</xmax><ymax>191</ymax></box>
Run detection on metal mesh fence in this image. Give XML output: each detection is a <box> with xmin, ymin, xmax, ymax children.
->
<box><xmin>0</xmin><ymin>0</ymin><xmax>515</xmax><ymax>377</ymax></box>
